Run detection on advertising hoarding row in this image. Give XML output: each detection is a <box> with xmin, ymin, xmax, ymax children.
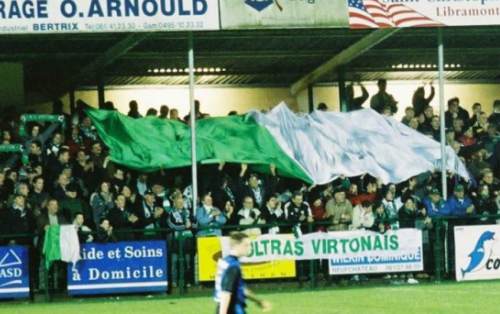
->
<box><xmin>0</xmin><ymin>0</ymin><xmax>498</xmax><ymax>34</ymax></box>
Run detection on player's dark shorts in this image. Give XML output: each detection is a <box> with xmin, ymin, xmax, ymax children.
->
<box><xmin>215</xmin><ymin>304</ymin><xmax>245</xmax><ymax>314</ymax></box>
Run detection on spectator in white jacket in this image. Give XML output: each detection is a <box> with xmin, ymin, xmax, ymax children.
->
<box><xmin>350</xmin><ymin>201</ymin><xmax>375</xmax><ymax>230</ymax></box>
<box><xmin>237</xmin><ymin>196</ymin><xmax>265</xmax><ymax>236</ymax></box>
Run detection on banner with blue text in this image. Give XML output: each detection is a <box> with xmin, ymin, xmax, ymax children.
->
<box><xmin>328</xmin><ymin>229</ymin><xmax>423</xmax><ymax>275</ymax></box>
<box><xmin>0</xmin><ymin>0</ymin><xmax>219</xmax><ymax>34</ymax></box>
<box><xmin>67</xmin><ymin>241</ymin><xmax>168</xmax><ymax>295</ymax></box>
<box><xmin>0</xmin><ymin>246</ymin><xmax>30</xmax><ymax>299</ymax></box>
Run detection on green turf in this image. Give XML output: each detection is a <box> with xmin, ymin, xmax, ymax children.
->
<box><xmin>1</xmin><ymin>281</ymin><xmax>498</xmax><ymax>314</ymax></box>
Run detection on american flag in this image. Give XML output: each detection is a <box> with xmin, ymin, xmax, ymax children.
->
<box><xmin>348</xmin><ymin>0</ymin><xmax>442</xmax><ymax>29</ymax></box>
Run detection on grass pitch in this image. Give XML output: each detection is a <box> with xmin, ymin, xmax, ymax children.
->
<box><xmin>1</xmin><ymin>281</ymin><xmax>498</xmax><ymax>314</ymax></box>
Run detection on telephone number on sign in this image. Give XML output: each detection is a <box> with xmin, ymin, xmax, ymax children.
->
<box><xmin>84</xmin><ymin>22</ymin><xmax>137</xmax><ymax>31</ymax></box>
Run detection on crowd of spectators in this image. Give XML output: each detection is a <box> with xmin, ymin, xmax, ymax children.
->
<box><xmin>0</xmin><ymin>80</ymin><xmax>499</xmax><ymax>286</ymax></box>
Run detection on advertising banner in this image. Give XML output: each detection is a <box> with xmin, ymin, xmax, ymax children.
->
<box><xmin>348</xmin><ymin>0</ymin><xmax>500</xmax><ymax>29</ymax></box>
<box><xmin>67</xmin><ymin>241</ymin><xmax>168</xmax><ymax>295</ymax></box>
<box><xmin>220</xmin><ymin>230</ymin><xmax>423</xmax><ymax>266</ymax></box>
<box><xmin>220</xmin><ymin>0</ymin><xmax>349</xmax><ymax>29</ymax></box>
<box><xmin>197</xmin><ymin>237</ymin><xmax>295</xmax><ymax>282</ymax></box>
<box><xmin>328</xmin><ymin>229</ymin><xmax>423</xmax><ymax>275</ymax></box>
<box><xmin>455</xmin><ymin>225</ymin><xmax>500</xmax><ymax>282</ymax></box>
<box><xmin>0</xmin><ymin>246</ymin><xmax>30</xmax><ymax>299</ymax></box>
<box><xmin>0</xmin><ymin>0</ymin><xmax>219</xmax><ymax>34</ymax></box>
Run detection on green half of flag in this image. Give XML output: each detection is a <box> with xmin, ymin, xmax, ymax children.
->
<box><xmin>43</xmin><ymin>225</ymin><xmax>80</xmax><ymax>269</ymax></box>
<box><xmin>86</xmin><ymin>108</ymin><xmax>312</xmax><ymax>184</ymax></box>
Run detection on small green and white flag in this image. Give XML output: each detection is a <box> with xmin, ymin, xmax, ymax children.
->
<box><xmin>43</xmin><ymin>225</ymin><xmax>80</xmax><ymax>269</ymax></box>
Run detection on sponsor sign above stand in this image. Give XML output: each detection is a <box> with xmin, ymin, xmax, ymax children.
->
<box><xmin>0</xmin><ymin>0</ymin><xmax>220</xmax><ymax>34</ymax></box>
<box><xmin>348</xmin><ymin>0</ymin><xmax>500</xmax><ymax>29</ymax></box>
<box><xmin>0</xmin><ymin>246</ymin><xmax>30</xmax><ymax>299</ymax></box>
<box><xmin>1</xmin><ymin>0</ymin><xmax>498</xmax><ymax>35</ymax></box>
<box><xmin>455</xmin><ymin>225</ymin><xmax>500</xmax><ymax>282</ymax></box>
<box><xmin>220</xmin><ymin>0</ymin><xmax>349</xmax><ymax>29</ymax></box>
<box><xmin>67</xmin><ymin>241</ymin><xmax>168</xmax><ymax>295</ymax></box>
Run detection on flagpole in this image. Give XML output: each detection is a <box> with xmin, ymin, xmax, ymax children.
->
<box><xmin>438</xmin><ymin>28</ymin><xmax>447</xmax><ymax>200</ymax></box>
<box><xmin>188</xmin><ymin>32</ymin><xmax>198</xmax><ymax>214</ymax></box>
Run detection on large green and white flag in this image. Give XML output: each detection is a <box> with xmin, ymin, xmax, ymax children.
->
<box><xmin>43</xmin><ymin>225</ymin><xmax>80</xmax><ymax>269</ymax></box>
<box><xmin>87</xmin><ymin>102</ymin><xmax>469</xmax><ymax>185</ymax></box>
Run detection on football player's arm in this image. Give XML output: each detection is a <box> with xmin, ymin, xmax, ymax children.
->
<box><xmin>218</xmin><ymin>292</ymin><xmax>232</xmax><ymax>314</ymax></box>
<box><xmin>244</xmin><ymin>288</ymin><xmax>272</xmax><ymax>312</ymax></box>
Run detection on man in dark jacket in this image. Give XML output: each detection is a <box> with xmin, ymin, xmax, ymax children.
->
<box><xmin>45</xmin><ymin>148</ymin><xmax>70</xmax><ymax>189</ymax></box>
<box><xmin>95</xmin><ymin>218</ymin><xmax>116</xmax><ymax>243</ymax></box>
<box><xmin>134</xmin><ymin>189</ymin><xmax>165</xmax><ymax>238</ymax></box>
<box><xmin>36</xmin><ymin>199</ymin><xmax>68</xmax><ymax>236</ymax></box>
<box><xmin>445</xmin><ymin>97</ymin><xmax>470</xmax><ymax>129</ymax></box>
<box><xmin>346</xmin><ymin>82</ymin><xmax>369</xmax><ymax>111</ymax></box>
<box><xmin>398</xmin><ymin>197</ymin><xmax>418</xmax><ymax>229</ymax></box>
<box><xmin>370</xmin><ymin>79</ymin><xmax>398</xmax><ymax>115</ymax></box>
<box><xmin>6</xmin><ymin>194</ymin><xmax>34</xmax><ymax>245</ymax></box>
<box><xmin>284</xmin><ymin>192</ymin><xmax>313</xmax><ymax>234</ymax></box>
<box><xmin>237</xmin><ymin>163</ymin><xmax>278</xmax><ymax>209</ymax></box>
<box><xmin>261</xmin><ymin>194</ymin><xmax>285</xmax><ymax>234</ymax></box>
<box><xmin>488</xmin><ymin>100</ymin><xmax>500</xmax><ymax>128</ymax></box>
<box><xmin>107</xmin><ymin>194</ymin><xmax>139</xmax><ymax>240</ymax></box>
<box><xmin>28</xmin><ymin>176</ymin><xmax>49</xmax><ymax>218</ymax></box>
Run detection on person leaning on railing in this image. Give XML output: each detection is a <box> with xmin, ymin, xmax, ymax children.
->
<box><xmin>236</xmin><ymin>196</ymin><xmax>265</xmax><ymax>236</ymax></box>
<box><xmin>373</xmin><ymin>201</ymin><xmax>391</xmax><ymax>234</ymax></box>
<box><xmin>284</xmin><ymin>191</ymin><xmax>313</xmax><ymax>235</ymax></box>
<box><xmin>260</xmin><ymin>194</ymin><xmax>285</xmax><ymax>234</ymax></box>
<box><xmin>106</xmin><ymin>194</ymin><xmax>139</xmax><ymax>241</ymax></box>
<box><xmin>222</xmin><ymin>200</ymin><xmax>238</xmax><ymax>230</ymax></box>
<box><xmin>196</xmin><ymin>192</ymin><xmax>227</xmax><ymax>237</ymax></box>
<box><xmin>445</xmin><ymin>184</ymin><xmax>475</xmax><ymax>218</ymax></box>
<box><xmin>350</xmin><ymin>201</ymin><xmax>375</xmax><ymax>231</ymax></box>
<box><xmin>381</xmin><ymin>185</ymin><xmax>402</xmax><ymax>230</ymax></box>
<box><xmin>325</xmin><ymin>187</ymin><xmax>352</xmax><ymax>232</ymax></box>
<box><xmin>166</xmin><ymin>192</ymin><xmax>195</xmax><ymax>288</ymax></box>
<box><xmin>95</xmin><ymin>218</ymin><xmax>116</xmax><ymax>243</ymax></box>
<box><xmin>73</xmin><ymin>212</ymin><xmax>93</xmax><ymax>243</ymax></box>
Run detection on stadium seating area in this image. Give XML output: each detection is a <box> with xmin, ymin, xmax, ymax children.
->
<box><xmin>0</xmin><ymin>80</ymin><xmax>499</xmax><ymax>289</ymax></box>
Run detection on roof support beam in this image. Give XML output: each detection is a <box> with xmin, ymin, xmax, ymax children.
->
<box><xmin>290</xmin><ymin>29</ymin><xmax>399</xmax><ymax>96</ymax></box>
<box><xmin>3</xmin><ymin>47</ymin><xmax>500</xmax><ymax>63</ymax></box>
<box><xmin>69</xmin><ymin>33</ymin><xmax>150</xmax><ymax>86</ymax></box>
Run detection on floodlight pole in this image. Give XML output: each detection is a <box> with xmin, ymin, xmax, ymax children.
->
<box><xmin>188</xmin><ymin>32</ymin><xmax>198</xmax><ymax>214</ymax></box>
<box><xmin>438</xmin><ymin>28</ymin><xmax>448</xmax><ymax>200</ymax></box>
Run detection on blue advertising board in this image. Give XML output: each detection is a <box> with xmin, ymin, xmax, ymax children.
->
<box><xmin>0</xmin><ymin>246</ymin><xmax>30</xmax><ymax>299</ymax></box>
<box><xmin>68</xmin><ymin>241</ymin><xmax>167</xmax><ymax>295</ymax></box>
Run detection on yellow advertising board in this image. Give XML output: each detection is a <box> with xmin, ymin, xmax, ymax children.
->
<box><xmin>197</xmin><ymin>237</ymin><xmax>296</xmax><ymax>281</ymax></box>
